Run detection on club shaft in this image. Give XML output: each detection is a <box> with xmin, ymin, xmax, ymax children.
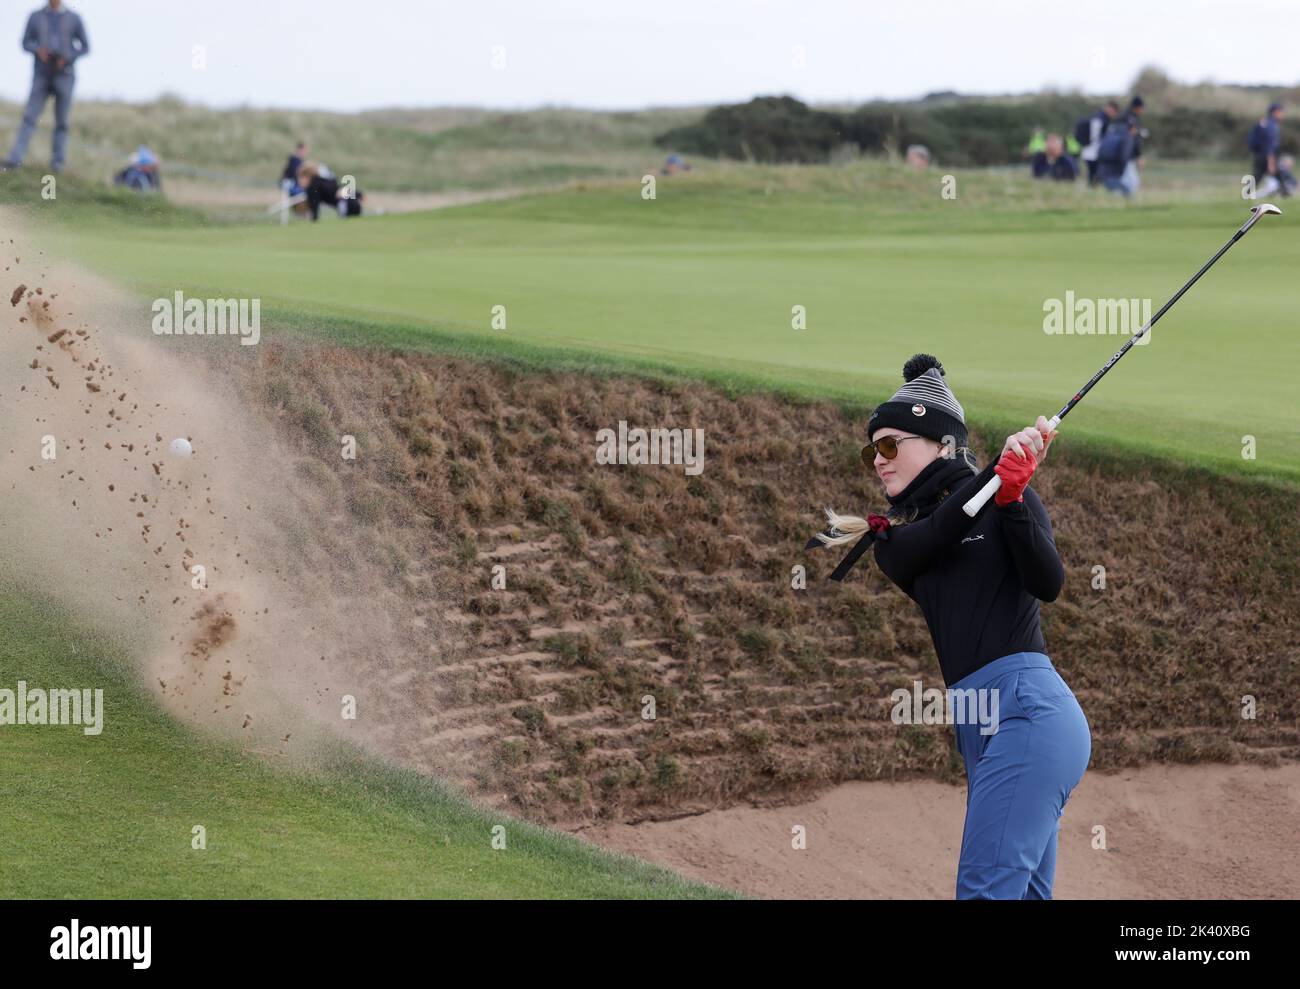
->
<box><xmin>961</xmin><ymin>207</ymin><xmax>1276</xmax><ymax>518</ymax></box>
<box><xmin>1053</xmin><ymin>223</ymin><xmax>1252</xmax><ymax>426</ymax></box>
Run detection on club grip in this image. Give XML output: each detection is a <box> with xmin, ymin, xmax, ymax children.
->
<box><xmin>962</xmin><ymin>474</ymin><xmax>1002</xmax><ymax>517</ymax></box>
<box><xmin>962</xmin><ymin>416</ymin><xmax>1061</xmax><ymax>517</ymax></box>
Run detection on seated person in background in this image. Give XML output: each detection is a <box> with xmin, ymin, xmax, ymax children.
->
<box><xmin>281</xmin><ymin>141</ymin><xmax>307</xmax><ymax>196</ymax></box>
<box><xmin>1031</xmin><ymin>134</ymin><xmax>1077</xmax><ymax>181</ymax></box>
<box><xmin>113</xmin><ymin>145</ymin><xmax>162</xmax><ymax>192</ymax></box>
<box><xmin>905</xmin><ymin>144</ymin><xmax>931</xmax><ymax>170</ymax></box>
<box><xmin>661</xmin><ymin>153</ymin><xmax>692</xmax><ymax>175</ymax></box>
<box><xmin>295</xmin><ymin>162</ymin><xmax>364</xmax><ymax>221</ymax></box>
<box><xmin>1274</xmin><ymin>153</ymin><xmax>1297</xmax><ymax>197</ymax></box>
<box><xmin>1064</xmin><ymin>131</ymin><xmax>1082</xmax><ymax>163</ymax></box>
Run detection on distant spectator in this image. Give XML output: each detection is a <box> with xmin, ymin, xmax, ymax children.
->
<box><xmin>1077</xmin><ymin>100</ymin><xmax>1120</xmax><ymax>185</ymax></box>
<box><xmin>661</xmin><ymin>153</ymin><xmax>692</xmax><ymax>175</ymax></box>
<box><xmin>1024</xmin><ymin>127</ymin><xmax>1046</xmax><ymax>158</ymax></box>
<box><xmin>1</xmin><ymin>1</ymin><xmax>90</xmax><ymax>174</ymax></box>
<box><xmin>1276</xmin><ymin>154</ymin><xmax>1298</xmax><ymax>197</ymax></box>
<box><xmin>1249</xmin><ymin>103</ymin><xmax>1285</xmax><ymax>197</ymax></box>
<box><xmin>905</xmin><ymin>144</ymin><xmax>931</xmax><ymax>170</ymax></box>
<box><xmin>1096</xmin><ymin>116</ymin><xmax>1139</xmax><ymax>197</ymax></box>
<box><xmin>1064</xmin><ymin>130</ymin><xmax>1082</xmax><ymax>163</ymax></box>
<box><xmin>1031</xmin><ymin>134</ymin><xmax>1077</xmax><ymax>181</ymax></box>
<box><xmin>1119</xmin><ymin>96</ymin><xmax>1146</xmax><ymax>194</ymax></box>
<box><xmin>113</xmin><ymin>145</ymin><xmax>161</xmax><ymax>192</ymax></box>
<box><xmin>296</xmin><ymin>162</ymin><xmax>364</xmax><ymax>221</ymax></box>
<box><xmin>281</xmin><ymin>141</ymin><xmax>307</xmax><ymax>195</ymax></box>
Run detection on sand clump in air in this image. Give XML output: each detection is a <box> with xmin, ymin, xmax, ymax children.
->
<box><xmin>0</xmin><ymin>229</ymin><xmax>446</xmax><ymax>768</ymax></box>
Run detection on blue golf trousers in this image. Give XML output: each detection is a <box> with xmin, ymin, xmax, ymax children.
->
<box><xmin>950</xmin><ymin>651</ymin><xmax>1091</xmax><ymax>899</ymax></box>
<box><xmin>7</xmin><ymin>66</ymin><xmax>75</xmax><ymax>171</ymax></box>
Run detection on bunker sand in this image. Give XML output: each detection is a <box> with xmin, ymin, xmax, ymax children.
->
<box><xmin>574</xmin><ymin>762</ymin><xmax>1300</xmax><ymax>899</ymax></box>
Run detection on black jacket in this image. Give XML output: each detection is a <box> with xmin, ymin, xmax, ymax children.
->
<box><xmin>304</xmin><ymin>175</ymin><xmax>363</xmax><ymax>220</ymax></box>
<box><xmin>873</xmin><ymin>462</ymin><xmax>1065</xmax><ymax>687</ymax></box>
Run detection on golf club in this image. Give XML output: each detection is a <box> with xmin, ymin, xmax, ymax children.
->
<box><xmin>962</xmin><ymin>202</ymin><xmax>1283</xmax><ymax>517</ymax></box>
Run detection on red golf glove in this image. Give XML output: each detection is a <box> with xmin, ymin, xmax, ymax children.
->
<box><xmin>993</xmin><ymin>446</ymin><xmax>1037</xmax><ymax>506</ymax></box>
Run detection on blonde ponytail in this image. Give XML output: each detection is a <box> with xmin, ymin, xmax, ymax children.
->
<box><xmin>813</xmin><ymin>447</ymin><xmax>979</xmax><ymax>548</ymax></box>
<box><xmin>811</xmin><ymin>508</ymin><xmax>876</xmax><ymax>549</ymax></box>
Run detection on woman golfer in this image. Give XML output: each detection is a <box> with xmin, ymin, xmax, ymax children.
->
<box><xmin>811</xmin><ymin>354</ymin><xmax>1091</xmax><ymax>899</ymax></box>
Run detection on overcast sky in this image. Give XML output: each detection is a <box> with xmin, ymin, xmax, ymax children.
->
<box><xmin>2</xmin><ymin>0</ymin><xmax>1296</xmax><ymax>111</ymax></box>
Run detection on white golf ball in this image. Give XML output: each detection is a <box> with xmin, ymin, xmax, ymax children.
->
<box><xmin>168</xmin><ymin>437</ymin><xmax>193</xmax><ymax>458</ymax></box>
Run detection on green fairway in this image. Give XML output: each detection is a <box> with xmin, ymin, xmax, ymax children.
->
<box><xmin>19</xmin><ymin>161</ymin><xmax>1300</xmax><ymax>482</ymax></box>
<box><xmin>0</xmin><ymin>591</ymin><xmax>732</xmax><ymax>899</ymax></box>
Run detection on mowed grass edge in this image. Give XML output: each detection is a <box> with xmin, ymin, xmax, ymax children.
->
<box><xmin>257</xmin><ymin>303</ymin><xmax>1300</xmax><ymax>493</ymax></box>
<box><xmin>0</xmin><ymin>590</ymin><xmax>736</xmax><ymax>899</ymax></box>
<box><xmin>15</xmin><ymin>164</ymin><xmax>1299</xmax><ymax>486</ymax></box>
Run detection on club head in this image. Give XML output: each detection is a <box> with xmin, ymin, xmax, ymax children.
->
<box><xmin>1239</xmin><ymin>202</ymin><xmax>1282</xmax><ymax>234</ymax></box>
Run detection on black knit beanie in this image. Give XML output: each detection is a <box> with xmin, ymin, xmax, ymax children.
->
<box><xmin>867</xmin><ymin>354</ymin><xmax>968</xmax><ymax>449</ymax></box>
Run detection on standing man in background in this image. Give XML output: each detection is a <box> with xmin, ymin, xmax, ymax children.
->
<box><xmin>1077</xmin><ymin>100</ymin><xmax>1119</xmax><ymax>186</ymax></box>
<box><xmin>1095</xmin><ymin>115</ymin><xmax>1139</xmax><ymax>197</ymax></box>
<box><xmin>281</xmin><ymin>141</ymin><xmax>308</xmax><ymax>196</ymax></box>
<box><xmin>1</xmin><ymin>0</ymin><xmax>90</xmax><ymax>174</ymax></box>
<box><xmin>1116</xmin><ymin>96</ymin><xmax>1145</xmax><ymax>195</ymax></box>
<box><xmin>1249</xmin><ymin>102</ymin><xmax>1285</xmax><ymax>198</ymax></box>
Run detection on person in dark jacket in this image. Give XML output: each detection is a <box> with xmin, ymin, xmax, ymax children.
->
<box><xmin>295</xmin><ymin>162</ymin><xmax>364</xmax><ymax>221</ymax></box>
<box><xmin>1078</xmin><ymin>100</ymin><xmax>1120</xmax><ymax>185</ymax></box>
<box><xmin>1</xmin><ymin>1</ymin><xmax>89</xmax><ymax>173</ymax></box>
<box><xmin>1249</xmin><ymin>102</ymin><xmax>1285</xmax><ymax>197</ymax></box>
<box><xmin>281</xmin><ymin>141</ymin><xmax>307</xmax><ymax>195</ymax></box>
<box><xmin>1095</xmin><ymin>116</ymin><xmax>1139</xmax><ymax>197</ymax></box>
<box><xmin>1118</xmin><ymin>96</ymin><xmax>1145</xmax><ymax>193</ymax></box>
<box><xmin>1031</xmin><ymin>133</ymin><xmax>1078</xmax><ymax>181</ymax></box>
<box><xmin>808</xmin><ymin>354</ymin><xmax>1091</xmax><ymax>899</ymax></box>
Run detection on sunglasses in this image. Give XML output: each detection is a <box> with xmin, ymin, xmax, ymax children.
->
<box><xmin>861</xmin><ymin>434</ymin><xmax>927</xmax><ymax>464</ymax></box>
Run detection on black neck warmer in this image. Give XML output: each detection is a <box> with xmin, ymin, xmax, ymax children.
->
<box><xmin>806</xmin><ymin>454</ymin><xmax>978</xmax><ymax>581</ymax></box>
<box><xmin>884</xmin><ymin>455</ymin><xmax>979</xmax><ymax>523</ymax></box>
